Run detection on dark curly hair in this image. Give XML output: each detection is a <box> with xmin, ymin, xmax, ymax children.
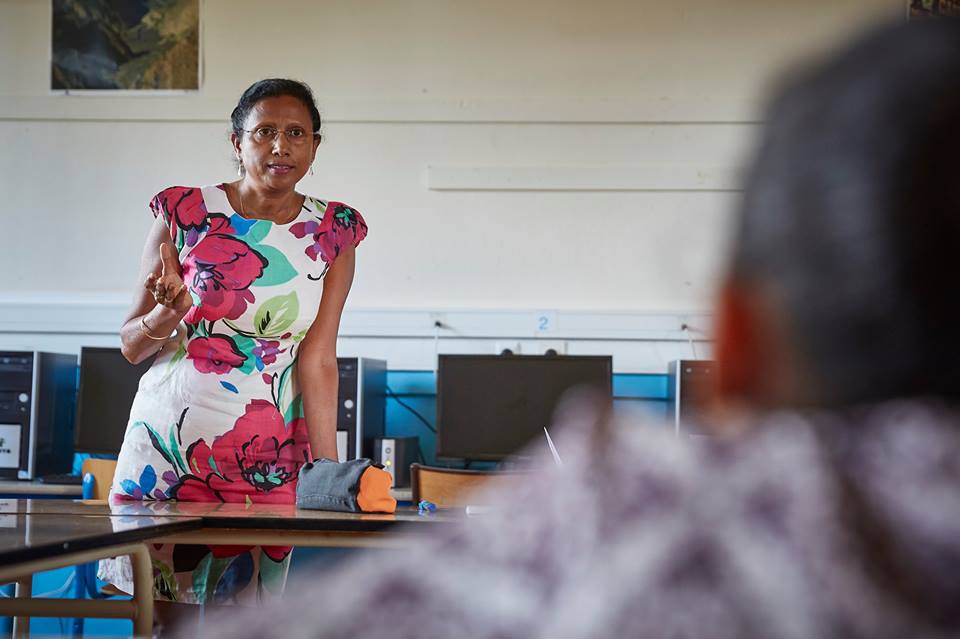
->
<box><xmin>730</xmin><ymin>19</ymin><xmax>960</xmax><ymax>406</ymax></box>
<box><xmin>230</xmin><ymin>78</ymin><xmax>322</xmax><ymax>139</ymax></box>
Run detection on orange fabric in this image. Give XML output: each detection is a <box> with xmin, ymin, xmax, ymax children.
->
<box><xmin>357</xmin><ymin>466</ymin><xmax>397</xmax><ymax>513</ymax></box>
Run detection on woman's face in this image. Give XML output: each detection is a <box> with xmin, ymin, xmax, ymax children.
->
<box><xmin>232</xmin><ymin>94</ymin><xmax>320</xmax><ymax>192</ymax></box>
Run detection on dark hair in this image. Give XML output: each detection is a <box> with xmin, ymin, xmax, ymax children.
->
<box><xmin>230</xmin><ymin>78</ymin><xmax>322</xmax><ymax>138</ymax></box>
<box><xmin>730</xmin><ymin>20</ymin><xmax>960</xmax><ymax>406</ymax></box>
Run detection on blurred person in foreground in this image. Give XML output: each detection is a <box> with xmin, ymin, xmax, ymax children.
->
<box><xmin>201</xmin><ymin>19</ymin><xmax>960</xmax><ymax>639</ymax></box>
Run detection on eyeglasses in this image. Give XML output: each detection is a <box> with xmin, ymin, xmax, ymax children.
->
<box><xmin>243</xmin><ymin>126</ymin><xmax>320</xmax><ymax>145</ymax></box>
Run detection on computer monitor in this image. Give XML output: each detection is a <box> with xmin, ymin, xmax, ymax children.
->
<box><xmin>74</xmin><ymin>347</ymin><xmax>154</xmax><ymax>455</ymax></box>
<box><xmin>436</xmin><ymin>354</ymin><xmax>613</xmax><ymax>461</ymax></box>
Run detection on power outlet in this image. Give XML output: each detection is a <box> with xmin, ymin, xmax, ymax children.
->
<box><xmin>494</xmin><ymin>341</ymin><xmax>521</xmax><ymax>355</ymax></box>
<box><xmin>535</xmin><ymin>340</ymin><xmax>567</xmax><ymax>355</ymax></box>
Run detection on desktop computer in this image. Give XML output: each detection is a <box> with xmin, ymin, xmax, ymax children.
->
<box><xmin>667</xmin><ymin>359</ymin><xmax>716</xmax><ymax>436</ymax></box>
<box><xmin>73</xmin><ymin>347</ymin><xmax>154</xmax><ymax>456</ymax></box>
<box><xmin>436</xmin><ymin>354</ymin><xmax>613</xmax><ymax>461</ymax></box>
<box><xmin>0</xmin><ymin>351</ymin><xmax>77</xmax><ymax>480</ymax></box>
<box><xmin>335</xmin><ymin>357</ymin><xmax>386</xmax><ymax>462</ymax></box>
<box><xmin>373</xmin><ymin>436</ymin><xmax>418</xmax><ymax>488</ymax></box>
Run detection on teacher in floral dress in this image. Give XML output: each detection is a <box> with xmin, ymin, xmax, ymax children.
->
<box><xmin>98</xmin><ymin>78</ymin><xmax>368</xmax><ymax>618</ymax></box>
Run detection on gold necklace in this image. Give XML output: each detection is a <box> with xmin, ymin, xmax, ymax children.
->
<box><xmin>237</xmin><ymin>184</ymin><xmax>299</xmax><ymax>223</ymax></box>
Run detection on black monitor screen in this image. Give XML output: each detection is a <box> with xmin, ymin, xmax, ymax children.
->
<box><xmin>436</xmin><ymin>355</ymin><xmax>613</xmax><ymax>460</ymax></box>
<box><xmin>75</xmin><ymin>347</ymin><xmax>153</xmax><ymax>455</ymax></box>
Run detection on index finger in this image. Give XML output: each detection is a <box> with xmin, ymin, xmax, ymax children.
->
<box><xmin>159</xmin><ymin>243</ymin><xmax>181</xmax><ymax>277</ymax></box>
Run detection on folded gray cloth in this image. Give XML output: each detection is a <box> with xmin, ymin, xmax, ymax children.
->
<box><xmin>296</xmin><ymin>458</ymin><xmax>374</xmax><ymax>512</ymax></box>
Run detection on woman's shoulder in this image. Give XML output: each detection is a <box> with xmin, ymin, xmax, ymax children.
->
<box><xmin>150</xmin><ymin>185</ymin><xmax>207</xmax><ymax>206</ymax></box>
<box><xmin>301</xmin><ymin>196</ymin><xmax>367</xmax><ymax>231</ymax></box>
<box><xmin>302</xmin><ymin>195</ymin><xmax>360</xmax><ymax>216</ymax></box>
<box><xmin>293</xmin><ymin>196</ymin><xmax>368</xmax><ymax>263</ymax></box>
<box><xmin>148</xmin><ymin>186</ymin><xmax>210</xmax><ymax>232</ymax></box>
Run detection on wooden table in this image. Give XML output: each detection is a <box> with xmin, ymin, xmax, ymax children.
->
<box><xmin>0</xmin><ymin>480</ymin><xmax>411</xmax><ymax>502</ymax></box>
<box><xmin>112</xmin><ymin>499</ymin><xmax>451</xmax><ymax>548</ymax></box>
<box><xmin>0</xmin><ymin>499</ymin><xmax>456</xmax><ymax>636</ymax></box>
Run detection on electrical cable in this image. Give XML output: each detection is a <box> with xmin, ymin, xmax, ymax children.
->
<box><xmin>681</xmin><ymin>323</ymin><xmax>700</xmax><ymax>359</ymax></box>
<box><xmin>387</xmin><ymin>379</ymin><xmax>476</xmax><ymax>469</ymax></box>
<box><xmin>385</xmin><ymin>385</ymin><xmax>437</xmax><ymax>433</ymax></box>
<box><xmin>32</xmin><ymin>571</ymin><xmax>76</xmax><ymax>599</ymax></box>
<box><xmin>433</xmin><ymin>320</ymin><xmax>442</xmax><ymax>373</ymax></box>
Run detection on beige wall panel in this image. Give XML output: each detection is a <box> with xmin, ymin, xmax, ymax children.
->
<box><xmin>0</xmin><ymin>0</ymin><xmax>902</xmax><ymax>317</ymax></box>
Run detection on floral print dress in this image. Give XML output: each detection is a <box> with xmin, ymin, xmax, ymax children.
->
<box><xmin>98</xmin><ymin>184</ymin><xmax>367</xmax><ymax>604</ymax></box>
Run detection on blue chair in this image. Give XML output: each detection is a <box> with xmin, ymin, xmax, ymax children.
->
<box><xmin>70</xmin><ymin>460</ymin><xmax>119</xmax><ymax>637</ymax></box>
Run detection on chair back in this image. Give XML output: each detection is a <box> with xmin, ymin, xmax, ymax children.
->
<box><xmin>410</xmin><ymin>463</ymin><xmax>525</xmax><ymax>508</ymax></box>
<box><xmin>80</xmin><ymin>458</ymin><xmax>118</xmax><ymax>501</ymax></box>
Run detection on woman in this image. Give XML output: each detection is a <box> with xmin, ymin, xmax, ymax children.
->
<box><xmin>99</xmin><ymin>78</ymin><xmax>367</xmax><ymax>606</ymax></box>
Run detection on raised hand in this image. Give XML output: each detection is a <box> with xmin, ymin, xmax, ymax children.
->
<box><xmin>145</xmin><ymin>243</ymin><xmax>191</xmax><ymax>313</ymax></box>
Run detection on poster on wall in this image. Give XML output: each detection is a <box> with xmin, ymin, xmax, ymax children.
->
<box><xmin>51</xmin><ymin>0</ymin><xmax>200</xmax><ymax>91</ymax></box>
<box><xmin>909</xmin><ymin>0</ymin><xmax>960</xmax><ymax>17</ymax></box>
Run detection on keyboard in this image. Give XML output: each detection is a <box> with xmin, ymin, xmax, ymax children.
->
<box><xmin>36</xmin><ymin>473</ymin><xmax>83</xmax><ymax>485</ymax></box>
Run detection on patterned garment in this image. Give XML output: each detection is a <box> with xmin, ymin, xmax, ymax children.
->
<box><xmin>205</xmin><ymin>396</ymin><xmax>960</xmax><ymax>638</ymax></box>
<box><xmin>99</xmin><ymin>184</ymin><xmax>366</xmax><ymax>604</ymax></box>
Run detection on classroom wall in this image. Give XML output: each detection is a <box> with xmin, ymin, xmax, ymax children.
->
<box><xmin>0</xmin><ymin>0</ymin><xmax>903</xmax><ymax>371</ymax></box>
<box><xmin>0</xmin><ymin>5</ymin><xmax>909</xmax><ymax>629</ymax></box>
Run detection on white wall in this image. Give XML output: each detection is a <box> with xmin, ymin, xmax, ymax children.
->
<box><xmin>0</xmin><ymin>0</ymin><xmax>902</xmax><ymax>370</ymax></box>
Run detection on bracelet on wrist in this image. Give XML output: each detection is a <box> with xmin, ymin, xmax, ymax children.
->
<box><xmin>140</xmin><ymin>316</ymin><xmax>173</xmax><ymax>341</ymax></box>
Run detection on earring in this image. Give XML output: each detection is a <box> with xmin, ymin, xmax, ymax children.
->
<box><xmin>237</xmin><ymin>162</ymin><xmax>244</xmax><ymax>178</ymax></box>
<box><xmin>309</xmin><ymin>163</ymin><xmax>314</xmax><ymax>176</ymax></box>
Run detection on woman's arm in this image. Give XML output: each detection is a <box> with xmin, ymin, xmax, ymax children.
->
<box><xmin>119</xmin><ymin>215</ymin><xmax>192</xmax><ymax>365</ymax></box>
<box><xmin>298</xmin><ymin>244</ymin><xmax>357</xmax><ymax>461</ymax></box>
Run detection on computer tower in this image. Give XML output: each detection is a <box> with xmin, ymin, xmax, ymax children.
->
<box><xmin>336</xmin><ymin>357</ymin><xmax>386</xmax><ymax>461</ymax></box>
<box><xmin>373</xmin><ymin>436</ymin><xmax>418</xmax><ymax>488</ymax></box>
<box><xmin>0</xmin><ymin>351</ymin><xmax>78</xmax><ymax>480</ymax></box>
<box><xmin>667</xmin><ymin>359</ymin><xmax>715</xmax><ymax>436</ymax></box>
